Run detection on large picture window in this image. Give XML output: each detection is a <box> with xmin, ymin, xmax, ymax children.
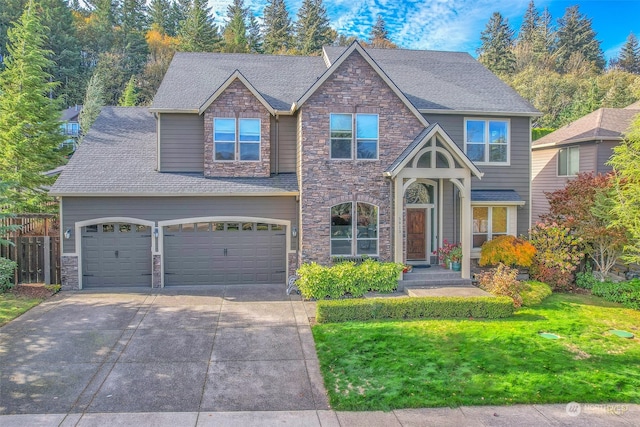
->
<box><xmin>214</xmin><ymin>117</ymin><xmax>261</xmax><ymax>161</ymax></box>
<box><xmin>330</xmin><ymin>114</ymin><xmax>378</xmax><ymax>160</ymax></box>
<box><xmin>330</xmin><ymin>202</ymin><xmax>379</xmax><ymax>256</ymax></box>
<box><xmin>558</xmin><ymin>146</ymin><xmax>579</xmax><ymax>176</ymax></box>
<box><xmin>465</xmin><ymin>119</ymin><xmax>509</xmax><ymax>164</ymax></box>
<box><xmin>472</xmin><ymin>206</ymin><xmax>507</xmax><ymax>248</ymax></box>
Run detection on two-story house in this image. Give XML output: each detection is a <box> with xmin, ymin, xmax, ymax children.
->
<box><xmin>50</xmin><ymin>42</ymin><xmax>539</xmax><ymax>290</ymax></box>
<box><xmin>531</xmin><ymin>101</ymin><xmax>640</xmax><ymax>225</ymax></box>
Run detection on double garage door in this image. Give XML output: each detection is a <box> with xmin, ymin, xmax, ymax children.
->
<box><xmin>164</xmin><ymin>221</ymin><xmax>286</xmax><ymax>286</ymax></box>
<box><xmin>81</xmin><ymin>221</ymin><xmax>286</xmax><ymax>287</ymax></box>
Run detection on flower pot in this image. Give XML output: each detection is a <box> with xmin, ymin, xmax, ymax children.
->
<box><xmin>451</xmin><ymin>261</ymin><xmax>461</xmax><ymax>271</ymax></box>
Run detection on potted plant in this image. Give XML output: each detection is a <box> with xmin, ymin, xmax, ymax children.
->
<box><xmin>449</xmin><ymin>244</ymin><xmax>462</xmax><ymax>271</ymax></box>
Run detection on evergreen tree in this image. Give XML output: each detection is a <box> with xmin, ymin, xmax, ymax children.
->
<box><xmin>222</xmin><ymin>0</ymin><xmax>249</xmax><ymax>53</ymax></box>
<box><xmin>618</xmin><ymin>33</ymin><xmax>640</xmax><ymax>74</ymax></box>
<box><xmin>119</xmin><ymin>75</ymin><xmax>138</xmax><ymax>106</ymax></box>
<box><xmin>294</xmin><ymin>0</ymin><xmax>333</xmax><ymax>55</ymax></box>
<box><xmin>556</xmin><ymin>5</ymin><xmax>605</xmax><ymax>72</ymax></box>
<box><xmin>533</xmin><ymin>7</ymin><xmax>555</xmax><ymax>58</ymax></box>
<box><xmin>262</xmin><ymin>0</ymin><xmax>292</xmax><ymax>54</ymax></box>
<box><xmin>247</xmin><ymin>11</ymin><xmax>263</xmax><ymax>54</ymax></box>
<box><xmin>76</xmin><ymin>0</ymin><xmax>117</xmax><ymax>69</ymax></box>
<box><xmin>368</xmin><ymin>15</ymin><xmax>396</xmax><ymax>48</ymax></box>
<box><xmin>477</xmin><ymin>12</ymin><xmax>516</xmax><ymax>75</ymax></box>
<box><xmin>149</xmin><ymin>0</ymin><xmax>172</xmax><ymax>35</ymax></box>
<box><xmin>169</xmin><ymin>0</ymin><xmax>191</xmax><ymax>37</ymax></box>
<box><xmin>79</xmin><ymin>71</ymin><xmax>105</xmax><ymax>138</ymax></box>
<box><xmin>176</xmin><ymin>0</ymin><xmax>221</xmax><ymax>52</ymax></box>
<box><xmin>115</xmin><ymin>0</ymin><xmax>149</xmax><ymax>79</ymax></box>
<box><xmin>0</xmin><ymin>0</ymin><xmax>26</xmax><ymax>62</ymax></box>
<box><xmin>518</xmin><ymin>0</ymin><xmax>539</xmax><ymax>44</ymax></box>
<box><xmin>0</xmin><ymin>0</ymin><xmax>64</xmax><ymax>211</ymax></box>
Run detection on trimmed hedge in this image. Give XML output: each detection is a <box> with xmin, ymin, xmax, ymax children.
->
<box><xmin>315</xmin><ymin>296</ymin><xmax>514</xmax><ymax>323</ymax></box>
<box><xmin>592</xmin><ymin>279</ymin><xmax>640</xmax><ymax>310</ymax></box>
<box><xmin>520</xmin><ymin>281</ymin><xmax>552</xmax><ymax>307</ymax></box>
<box><xmin>296</xmin><ymin>259</ymin><xmax>403</xmax><ymax>299</ymax></box>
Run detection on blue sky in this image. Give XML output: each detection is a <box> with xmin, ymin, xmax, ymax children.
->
<box><xmin>208</xmin><ymin>0</ymin><xmax>640</xmax><ymax>61</ymax></box>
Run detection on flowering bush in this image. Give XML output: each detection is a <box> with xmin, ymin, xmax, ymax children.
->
<box><xmin>435</xmin><ymin>240</ymin><xmax>460</xmax><ymax>264</ymax></box>
<box><xmin>475</xmin><ymin>263</ymin><xmax>523</xmax><ymax>308</ymax></box>
<box><xmin>479</xmin><ymin>235</ymin><xmax>536</xmax><ymax>267</ymax></box>
<box><xmin>529</xmin><ymin>222</ymin><xmax>583</xmax><ymax>291</ymax></box>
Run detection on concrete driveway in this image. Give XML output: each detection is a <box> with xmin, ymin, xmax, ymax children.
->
<box><xmin>0</xmin><ymin>285</ymin><xmax>328</xmax><ymax>417</ymax></box>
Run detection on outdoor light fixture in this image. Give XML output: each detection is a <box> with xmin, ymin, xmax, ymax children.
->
<box><xmin>153</xmin><ymin>227</ymin><xmax>159</xmax><ymax>238</ymax></box>
<box><xmin>64</xmin><ymin>228</ymin><xmax>71</xmax><ymax>239</ymax></box>
<box><xmin>291</xmin><ymin>226</ymin><xmax>298</xmax><ymax>238</ymax></box>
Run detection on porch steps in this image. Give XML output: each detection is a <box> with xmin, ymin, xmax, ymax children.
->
<box><xmin>398</xmin><ymin>268</ymin><xmax>472</xmax><ymax>291</ymax></box>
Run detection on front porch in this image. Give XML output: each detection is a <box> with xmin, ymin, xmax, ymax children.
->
<box><xmin>397</xmin><ymin>265</ymin><xmax>472</xmax><ymax>291</ymax></box>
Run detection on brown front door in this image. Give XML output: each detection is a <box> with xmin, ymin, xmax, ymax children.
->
<box><xmin>407</xmin><ymin>209</ymin><xmax>426</xmax><ymax>260</ymax></box>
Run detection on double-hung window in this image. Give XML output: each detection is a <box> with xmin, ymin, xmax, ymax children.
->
<box><xmin>330</xmin><ymin>202</ymin><xmax>379</xmax><ymax>256</ymax></box>
<box><xmin>330</xmin><ymin>114</ymin><xmax>378</xmax><ymax>159</ymax></box>
<box><xmin>214</xmin><ymin>118</ymin><xmax>261</xmax><ymax>161</ymax></box>
<box><xmin>557</xmin><ymin>146</ymin><xmax>579</xmax><ymax>176</ymax></box>
<box><xmin>465</xmin><ymin>119</ymin><xmax>509</xmax><ymax>164</ymax></box>
<box><xmin>472</xmin><ymin>206</ymin><xmax>507</xmax><ymax>248</ymax></box>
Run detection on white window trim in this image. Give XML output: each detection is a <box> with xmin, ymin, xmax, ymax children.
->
<box><xmin>463</xmin><ymin>118</ymin><xmax>511</xmax><ymax>166</ymax></box>
<box><xmin>471</xmin><ymin>205</ymin><xmax>518</xmax><ymax>254</ymax></box>
<box><xmin>213</xmin><ymin>117</ymin><xmax>262</xmax><ymax>162</ymax></box>
<box><xmin>329</xmin><ymin>113</ymin><xmax>379</xmax><ymax>161</ymax></box>
<box><xmin>330</xmin><ymin>202</ymin><xmax>380</xmax><ymax>257</ymax></box>
<box><xmin>557</xmin><ymin>145</ymin><xmax>579</xmax><ymax>177</ymax></box>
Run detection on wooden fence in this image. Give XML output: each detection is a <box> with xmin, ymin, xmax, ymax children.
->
<box><xmin>1</xmin><ymin>214</ymin><xmax>61</xmax><ymax>284</ymax></box>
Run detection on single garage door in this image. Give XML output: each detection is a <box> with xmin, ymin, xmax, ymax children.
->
<box><xmin>164</xmin><ymin>221</ymin><xmax>286</xmax><ymax>286</ymax></box>
<box><xmin>82</xmin><ymin>223</ymin><xmax>152</xmax><ymax>288</ymax></box>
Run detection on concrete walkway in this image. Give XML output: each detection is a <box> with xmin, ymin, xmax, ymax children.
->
<box><xmin>1</xmin><ymin>286</ymin><xmax>637</xmax><ymax>426</ymax></box>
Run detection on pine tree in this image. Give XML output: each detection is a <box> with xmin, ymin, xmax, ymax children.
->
<box><xmin>0</xmin><ymin>0</ymin><xmax>64</xmax><ymax>211</ymax></box>
<box><xmin>556</xmin><ymin>5</ymin><xmax>605</xmax><ymax>72</ymax></box>
<box><xmin>618</xmin><ymin>33</ymin><xmax>640</xmax><ymax>74</ymax></box>
<box><xmin>518</xmin><ymin>0</ymin><xmax>539</xmax><ymax>44</ymax></box>
<box><xmin>79</xmin><ymin>71</ymin><xmax>105</xmax><ymax>138</ymax></box>
<box><xmin>477</xmin><ymin>12</ymin><xmax>516</xmax><ymax>76</ymax></box>
<box><xmin>262</xmin><ymin>0</ymin><xmax>293</xmax><ymax>54</ymax></box>
<box><xmin>294</xmin><ymin>0</ymin><xmax>333</xmax><ymax>55</ymax></box>
<box><xmin>368</xmin><ymin>15</ymin><xmax>396</xmax><ymax>49</ymax></box>
<box><xmin>176</xmin><ymin>0</ymin><xmax>221</xmax><ymax>52</ymax></box>
<box><xmin>149</xmin><ymin>0</ymin><xmax>172</xmax><ymax>35</ymax></box>
<box><xmin>222</xmin><ymin>0</ymin><xmax>249</xmax><ymax>53</ymax></box>
<box><xmin>116</xmin><ymin>0</ymin><xmax>149</xmax><ymax>79</ymax></box>
<box><xmin>533</xmin><ymin>7</ymin><xmax>555</xmax><ymax>58</ymax></box>
<box><xmin>169</xmin><ymin>0</ymin><xmax>191</xmax><ymax>37</ymax></box>
<box><xmin>119</xmin><ymin>75</ymin><xmax>138</xmax><ymax>106</ymax></box>
<box><xmin>247</xmin><ymin>11</ymin><xmax>263</xmax><ymax>54</ymax></box>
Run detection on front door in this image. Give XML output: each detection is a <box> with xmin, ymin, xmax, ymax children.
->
<box><xmin>407</xmin><ymin>209</ymin><xmax>426</xmax><ymax>260</ymax></box>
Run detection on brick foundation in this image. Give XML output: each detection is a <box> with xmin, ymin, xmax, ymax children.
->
<box><xmin>61</xmin><ymin>255</ymin><xmax>79</xmax><ymax>290</ymax></box>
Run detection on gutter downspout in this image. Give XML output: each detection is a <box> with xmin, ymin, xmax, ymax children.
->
<box><xmin>275</xmin><ymin>114</ymin><xmax>280</xmax><ymax>175</ymax></box>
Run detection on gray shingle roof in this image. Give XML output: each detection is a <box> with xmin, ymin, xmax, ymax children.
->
<box><xmin>471</xmin><ymin>190</ymin><xmax>523</xmax><ymax>203</ymax></box>
<box><xmin>532</xmin><ymin>106</ymin><xmax>640</xmax><ymax>148</ymax></box>
<box><xmin>49</xmin><ymin>107</ymin><xmax>298</xmax><ymax>196</ymax></box>
<box><xmin>151</xmin><ymin>45</ymin><xmax>539</xmax><ymax>115</ymax></box>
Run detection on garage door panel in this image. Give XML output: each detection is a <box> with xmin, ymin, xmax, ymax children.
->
<box><xmin>164</xmin><ymin>222</ymin><xmax>286</xmax><ymax>286</ymax></box>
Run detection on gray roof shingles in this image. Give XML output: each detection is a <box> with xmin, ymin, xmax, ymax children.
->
<box><xmin>49</xmin><ymin>107</ymin><xmax>298</xmax><ymax>196</ymax></box>
<box><xmin>151</xmin><ymin>46</ymin><xmax>539</xmax><ymax>115</ymax></box>
<box><xmin>471</xmin><ymin>190</ymin><xmax>523</xmax><ymax>203</ymax></box>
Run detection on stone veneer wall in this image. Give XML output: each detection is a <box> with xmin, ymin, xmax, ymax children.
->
<box><xmin>299</xmin><ymin>51</ymin><xmax>425</xmax><ymax>266</ymax></box>
<box><xmin>152</xmin><ymin>254</ymin><xmax>162</xmax><ymax>288</ymax></box>
<box><xmin>61</xmin><ymin>255</ymin><xmax>79</xmax><ymax>290</ymax></box>
<box><xmin>203</xmin><ymin>79</ymin><xmax>271</xmax><ymax>177</ymax></box>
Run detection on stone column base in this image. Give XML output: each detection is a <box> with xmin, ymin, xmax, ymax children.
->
<box><xmin>152</xmin><ymin>254</ymin><xmax>162</xmax><ymax>288</ymax></box>
<box><xmin>61</xmin><ymin>255</ymin><xmax>79</xmax><ymax>290</ymax></box>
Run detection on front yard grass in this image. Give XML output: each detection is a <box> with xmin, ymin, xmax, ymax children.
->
<box><xmin>312</xmin><ymin>293</ymin><xmax>640</xmax><ymax>410</ymax></box>
<box><xmin>0</xmin><ymin>293</ymin><xmax>43</xmax><ymax>326</ymax></box>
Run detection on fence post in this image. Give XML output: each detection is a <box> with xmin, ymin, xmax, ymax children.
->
<box><xmin>44</xmin><ymin>236</ymin><xmax>51</xmax><ymax>285</ymax></box>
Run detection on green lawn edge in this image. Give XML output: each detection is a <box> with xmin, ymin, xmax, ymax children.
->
<box><xmin>0</xmin><ymin>293</ymin><xmax>44</xmax><ymax>326</ymax></box>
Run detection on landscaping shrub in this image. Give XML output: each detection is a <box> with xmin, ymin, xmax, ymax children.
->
<box><xmin>529</xmin><ymin>222</ymin><xmax>583</xmax><ymax>291</ymax></box>
<box><xmin>475</xmin><ymin>263</ymin><xmax>523</xmax><ymax>307</ymax></box>
<box><xmin>592</xmin><ymin>279</ymin><xmax>640</xmax><ymax>310</ymax></box>
<box><xmin>520</xmin><ymin>281</ymin><xmax>552</xmax><ymax>307</ymax></box>
<box><xmin>0</xmin><ymin>257</ymin><xmax>17</xmax><ymax>292</ymax></box>
<box><xmin>315</xmin><ymin>296</ymin><xmax>514</xmax><ymax>323</ymax></box>
<box><xmin>296</xmin><ymin>259</ymin><xmax>403</xmax><ymax>299</ymax></box>
<box><xmin>575</xmin><ymin>271</ymin><xmax>599</xmax><ymax>290</ymax></box>
<box><xmin>479</xmin><ymin>235</ymin><xmax>536</xmax><ymax>268</ymax></box>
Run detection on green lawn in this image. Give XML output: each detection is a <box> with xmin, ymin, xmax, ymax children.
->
<box><xmin>0</xmin><ymin>293</ymin><xmax>43</xmax><ymax>326</ymax></box>
<box><xmin>312</xmin><ymin>293</ymin><xmax>640</xmax><ymax>410</ymax></box>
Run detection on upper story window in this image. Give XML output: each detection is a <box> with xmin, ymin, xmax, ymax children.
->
<box><xmin>330</xmin><ymin>114</ymin><xmax>378</xmax><ymax>160</ymax></box>
<box><xmin>465</xmin><ymin>119</ymin><xmax>509</xmax><ymax>164</ymax></box>
<box><xmin>214</xmin><ymin>117</ymin><xmax>261</xmax><ymax>161</ymax></box>
<box><xmin>330</xmin><ymin>202</ymin><xmax>379</xmax><ymax>256</ymax></box>
<box><xmin>558</xmin><ymin>146</ymin><xmax>579</xmax><ymax>176</ymax></box>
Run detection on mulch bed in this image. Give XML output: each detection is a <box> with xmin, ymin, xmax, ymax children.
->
<box><xmin>10</xmin><ymin>283</ymin><xmax>58</xmax><ymax>299</ymax></box>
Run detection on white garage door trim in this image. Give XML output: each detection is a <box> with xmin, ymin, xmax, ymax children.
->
<box><xmin>157</xmin><ymin>216</ymin><xmax>292</xmax><ymax>288</ymax></box>
<box><xmin>74</xmin><ymin>217</ymin><xmax>155</xmax><ymax>289</ymax></box>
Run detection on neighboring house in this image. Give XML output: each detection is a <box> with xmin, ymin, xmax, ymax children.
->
<box><xmin>60</xmin><ymin>105</ymin><xmax>82</xmax><ymax>150</ymax></box>
<box><xmin>531</xmin><ymin>101</ymin><xmax>640</xmax><ymax>225</ymax></box>
<box><xmin>50</xmin><ymin>42</ymin><xmax>538</xmax><ymax>290</ymax></box>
